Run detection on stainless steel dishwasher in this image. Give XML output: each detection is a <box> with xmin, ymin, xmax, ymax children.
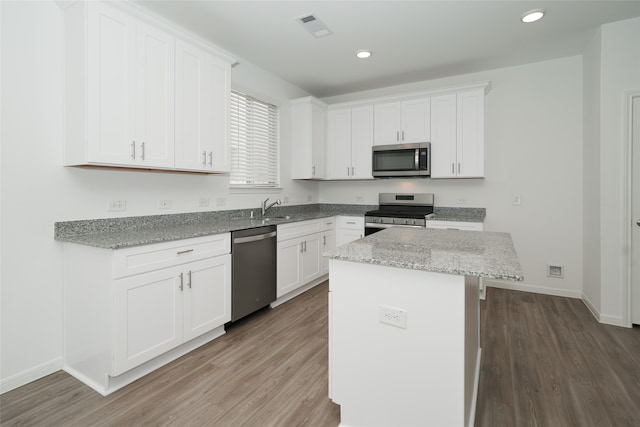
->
<box><xmin>231</xmin><ymin>225</ymin><xmax>277</xmax><ymax>321</ymax></box>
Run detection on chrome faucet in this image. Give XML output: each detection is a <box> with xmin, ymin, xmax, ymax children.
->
<box><xmin>261</xmin><ymin>198</ymin><xmax>281</xmax><ymax>216</ymax></box>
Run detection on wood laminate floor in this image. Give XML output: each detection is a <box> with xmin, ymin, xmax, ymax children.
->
<box><xmin>2</xmin><ymin>283</ymin><xmax>639</xmax><ymax>426</ymax></box>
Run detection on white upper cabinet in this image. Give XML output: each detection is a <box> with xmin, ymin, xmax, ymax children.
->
<box><xmin>63</xmin><ymin>1</ymin><xmax>232</xmax><ymax>173</ymax></box>
<box><xmin>174</xmin><ymin>40</ymin><xmax>230</xmax><ymax>172</ymax></box>
<box><xmin>291</xmin><ymin>97</ymin><xmax>327</xmax><ymax>179</ymax></box>
<box><xmin>373</xmin><ymin>98</ymin><xmax>430</xmax><ymax>145</ymax></box>
<box><xmin>327</xmin><ymin>105</ymin><xmax>374</xmax><ymax>179</ymax></box>
<box><xmin>430</xmin><ymin>89</ymin><xmax>485</xmax><ymax>178</ymax></box>
<box><xmin>135</xmin><ymin>22</ymin><xmax>175</xmax><ymax>168</ymax></box>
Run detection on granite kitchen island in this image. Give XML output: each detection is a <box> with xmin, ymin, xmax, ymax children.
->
<box><xmin>325</xmin><ymin>227</ymin><xmax>523</xmax><ymax>427</ymax></box>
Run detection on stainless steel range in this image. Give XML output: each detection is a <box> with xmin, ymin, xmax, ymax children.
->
<box><xmin>364</xmin><ymin>193</ymin><xmax>434</xmax><ymax>236</ymax></box>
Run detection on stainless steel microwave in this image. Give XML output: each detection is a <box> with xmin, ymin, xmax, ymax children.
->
<box><xmin>372</xmin><ymin>142</ymin><xmax>431</xmax><ymax>178</ymax></box>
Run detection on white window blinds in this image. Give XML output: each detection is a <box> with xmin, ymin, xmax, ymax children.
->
<box><xmin>230</xmin><ymin>90</ymin><xmax>280</xmax><ymax>187</ymax></box>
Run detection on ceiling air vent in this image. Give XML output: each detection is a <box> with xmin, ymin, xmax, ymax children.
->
<box><xmin>296</xmin><ymin>13</ymin><xmax>332</xmax><ymax>38</ymax></box>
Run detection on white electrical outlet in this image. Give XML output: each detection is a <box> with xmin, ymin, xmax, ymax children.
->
<box><xmin>199</xmin><ymin>198</ymin><xmax>210</xmax><ymax>207</ymax></box>
<box><xmin>108</xmin><ymin>200</ymin><xmax>126</xmax><ymax>212</ymax></box>
<box><xmin>159</xmin><ymin>200</ymin><xmax>172</xmax><ymax>209</ymax></box>
<box><xmin>216</xmin><ymin>197</ymin><xmax>226</xmax><ymax>207</ymax></box>
<box><xmin>379</xmin><ymin>305</ymin><xmax>407</xmax><ymax>329</ymax></box>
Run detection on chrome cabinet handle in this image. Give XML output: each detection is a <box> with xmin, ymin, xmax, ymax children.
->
<box><xmin>346</xmin><ymin>221</ymin><xmax>356</xmax><ymax>225</ymax></box>
<box><xmin>396</xmin><ymin>131</ymin><xmax>399</xmax><ymax>141</ymax></box>
<box><xmin>187</xmin><ymin>271</ymin><xmax>192</xmax><ymax>288</ymax></box>
<box><xmin>402</xmin><ymin>130</ymin><xmax>405</xmax><ymax>141</ymax></box>
<box><xmin>177</xmin><ymin>249</ymin><xmax>194</xmax><ymax>255</ymax></box>
<box><xmin>131</xmin><ymin>141</ymin><xmax>136</xmax><ymax>159</ymax></box>
<box><xmin>458</xmin><ymin>163</ymin><xmax>461</xmax><ymax>174</ymax></box>
<box><xmin>202</xmin><ymin>151</ymin><xmax>207</xmax><ymax>166</ymax></box>
<box><xmin>179</xmin><ymin>272</ymin><xmax>184</xmax><ymax>291</ymax></box>
<box><xmin>300</xmin><ymin>242</ymin><xmax>304</xmax><ymax>253</ymax></box>
<box><xmin>452</xmin><ymin>163</ymin><xmax>455</xmax><ymax>174</ymax></box>
<box><xmin>312</xmin><ymin>166</ymin><xmax>315</xmax><ymax>175</ymax></box>
<box><xmin>209</xmin><ymin>152</ymin><xmax>213</xmax><ymax>166</ymax></box>
<box><xmin>351</xmin><ymin>166</ymin><xmax>354</xmax><ymax>176</ymax></box>
<box><xmin>304</xmin><ymin>241</ymin><xmax>307</xmax><ymax>252</ymax></box>
<box><xmin>140</xmin><ymin>142</ymin><xmax>145</xmax><ymax>160</ymax></box>
<box><xmin>323</xmin><ymin>235</ymin><xmax>326</xmax><ymax>245</ymax></box>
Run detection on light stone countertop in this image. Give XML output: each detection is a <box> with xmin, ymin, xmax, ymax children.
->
<box><xmin>325</xmin><ymin>227</ymin><xmax>523</xmax><ymax>281</ymax></box>
<box><xmin>54</xmin><ymin>204</ymin><xmax>375</xmax><ymax>250</ymax></box>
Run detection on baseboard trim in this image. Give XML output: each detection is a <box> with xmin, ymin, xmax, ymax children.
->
<box><xmin>485</xmin><ymin>280</ymin><xmax>582</xmax><ymax>299</ymax></box>
<box><xmin>1</xmin><ymin>357</ymin><xmax>63</xmax><ymax>395</ymax></box>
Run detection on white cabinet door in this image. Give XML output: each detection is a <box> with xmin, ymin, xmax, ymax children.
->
<box><xmin>321</xmin><ymin>230</ymin><xmax>336</xmax><ymax>275</ymax></box>
<box><xmin>301</xmin><ymin>233</ymin><xmax>322</xmax><ymax>284</ymax></box>
<box><xmin>336</xmin><ymin>229</ymin><xmax>364</xmax><ymax>247</ymax></box>
<box><xmin>374</xmin><ymin>102</ymin><xmax>402</xmax><ymax>145</ymax></box>
<box><xmin>183</xmin><ymin>255</ymin><xmax>231</xmax><ymax>341</ymax></box>
<box><xmin>402</xmin><ymin>98</ymin><xmax>430</xmax><ymax>144</ymax></box>
<box><xmin>175</xmin><ymin>41</ymin><xmax>231</xmax><ymax>172</ymax></box>
<box><xmin>430</xmin><ymin>93</ymin><xmax>457</xmax><ymax>178</ymax></box>
<box><xmin>207</xmin><ymin>55</ymin><xmax>231</xmax><ymax>172</ymax></box>
<box><xmin>327</xmin><ymin>108</ymin><xmax>352</xmax><ymax>179</ymax></box>
<box><xmin>430</xmin><ymin>90</ymin><xmax>485</xmax><ymax>178</ymax></box>
<box><xmin>291</xmin><ymin>97</ymin><xmax>327</xmax><ymax>179</ymax></box>
<box><xmin>135</xmin><ymin>22</ymin><xmax>175</xmax><ymax>168</ymax></box>
<box><xmin>456</xmin><ymin>90</ymin><xmax>484</xmax><ymax>178</ymax></box>
<box><xmin>277</xmin><ymin>237</ymin><xmax>304</xmax><ymax>297</ymax></box>
<box><xmin>86</xmin><ymin>2</ymin><xmax>137</xmax><ymax>165</ymax></box>
<box><xmin>350</xmin><ymin>105</ymin><xmax>374</xmax><ymax>179</ymax></box>
<box><xmin>113</xmin><ymin>266</ymin><xmax>183</xmax><ymax>376</ymax></box>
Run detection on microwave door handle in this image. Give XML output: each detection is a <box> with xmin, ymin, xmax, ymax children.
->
<box><xmin>415</xmin><ymin>149</ymin><xmax>420</xmax><ymax>170</ymax></box>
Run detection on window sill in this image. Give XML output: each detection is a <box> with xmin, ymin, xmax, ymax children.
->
<box><xmin>229</xmin><ymin>186</ymin><xmax>283</xmax><ymax>194</ymax></box>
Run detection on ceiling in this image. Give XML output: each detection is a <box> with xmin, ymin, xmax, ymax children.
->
<box><xmin>135</xmin><ymin>1</ymin><xmax>640</xmax><ymax>98</ymax></box>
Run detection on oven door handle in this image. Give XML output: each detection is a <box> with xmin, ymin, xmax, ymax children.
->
<box><xmin>365</xmin><ymin>223</ymin><xmax>424</xmax><ymax>230</ymax></box>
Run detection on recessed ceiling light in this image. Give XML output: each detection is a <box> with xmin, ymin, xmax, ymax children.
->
<box><xmin>356</xmin><ymin>49</ymin><xmax>372</xmax><ymax>59</ymax></box>
<box><xmin>521</xmin><ymin>9</ymin><xmax>545</xmax><ymax>23</ymax></box>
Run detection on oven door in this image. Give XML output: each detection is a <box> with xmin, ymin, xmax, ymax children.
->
<box><xmin>364</xmin><ymin>222</ymin><xmax>424</xmax><ymax>236</ymax></box>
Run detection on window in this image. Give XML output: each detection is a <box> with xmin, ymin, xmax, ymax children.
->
<box><xmin>230</xmin><ymin>90</ymin><xmax>280</xmax><ymax>188</ymax></box>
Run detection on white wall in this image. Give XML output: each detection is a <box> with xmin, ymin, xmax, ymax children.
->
<box><xmin>0</xmin><ymin>0</ymin><xmax>316</xmax><ymax>392</ymax></box>
<box><xmin>598</xmin><ymin>17</ymin><xmax>640</xmax><ymax>325</ymax></box>
<box><xmin>582</xmin><ymin>29</ymin><xmax>603</xmax><ymax>317</ymax></box>
<box><xmin>320</xmin><ymin>57</ymin><xmax>585</xmax><ymax>297</ymax></box>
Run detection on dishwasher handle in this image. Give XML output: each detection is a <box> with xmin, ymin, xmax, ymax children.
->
<box><xmin>233</xmin><ymin>231</ymin><xmax>277</xmax><ymax>244</ymax></box>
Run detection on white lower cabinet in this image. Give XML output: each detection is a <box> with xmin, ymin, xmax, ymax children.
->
<box><xmin>277</xmin><ymin>218</ymin><xmax>337</xmax><ymax>298</ymax></box>
<box><xmin>425</xmin><ymin>220</ymin><xmax>486</xmax><ymax>299</ymax></box>
<box><xmin>63</xmin><ymin>234</ymin><xmax>231</xmax><ymax>395</ymax></box>
<box><xmin>335</xmin><ymin>216</ymin><xmax>364</xmax><ymax>246</ymax></box>
<box><xmin>113</xmin><ymin>255</ymin><xmax>230</xmax><ymax>375</ymax></box>
<box><xmin>425</xmin><ymin>220</ymin><xmax>484</xmax><ymax>231</ymax></box>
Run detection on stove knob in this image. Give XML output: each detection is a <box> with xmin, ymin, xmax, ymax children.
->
<box><xmin>411</xmin><ymin>219</ymin><xmax>416</xmax><ymax>225</ymax></box>
<box><xmin>392</xmin><ymin>218</ymin><xmax>396</xmax><ymax>224</ymax></box>
<box><xmin>403</xmin><ymin>219</ymin><xmax>408</xmax><ymax>225</ymax></box>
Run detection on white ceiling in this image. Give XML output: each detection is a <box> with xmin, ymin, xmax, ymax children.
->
<box><xmin>135</xmin><ymin>0</ymin><xmax>640</xmax><ymax>98</ymax></box>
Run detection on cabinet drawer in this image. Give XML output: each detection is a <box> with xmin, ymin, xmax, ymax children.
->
<box><xmin>425</xmin><ymin>221</ymin><xmax>483</xmax><ymax>231</ymax></box>
<box><xmin>277</xmin><ymin>219</ymin><xmax>321</xmax><ymax>241</ymax></box>
<box><xmin>113</xmin><ymin>234</ymin><xmax>231</xmax><ymax>278</ymax></box>
<box><xmin>336</xmin><ymin>216</ymin><xmax>364</xmax><ymax>229</ymax></box>
<box><xmin>321</xmin><ymin>216</ymin><xmax>336</xmax><ymax>231</ymax></box>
